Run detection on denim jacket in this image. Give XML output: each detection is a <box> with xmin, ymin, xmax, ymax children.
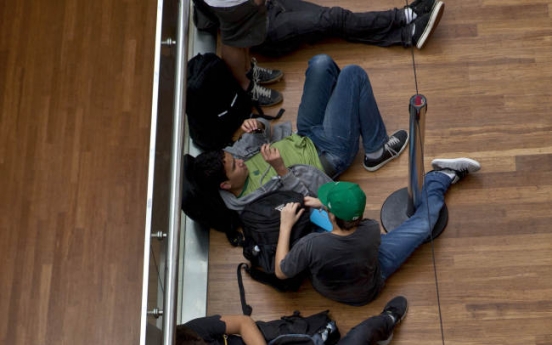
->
<box><xmin>220</xmin><ymin>118</ymin><xmax>333</xmax><ymax>211</ymax></box>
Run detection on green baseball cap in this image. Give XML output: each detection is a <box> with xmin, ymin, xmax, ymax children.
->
<box><xmin>317</xmin><ymin>182</ymin><xmax>366</xmax><ymax>221</ymax></box>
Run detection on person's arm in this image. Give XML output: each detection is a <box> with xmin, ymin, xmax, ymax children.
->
<box><xmin>275</xmin><ymin>202</ymin><xmax>304</xmax><ymax>279</ymax></box>
<box><xmin>260</xmin><ymin>143</ymin><xmax>289</xmax><ymax>176</ymax></box>
<box><xmin>304</xmin><ymin>196</ymin><xmax>323</xmax><ymax>208</ymax></box>
<box><xmin>241</xmin><ymin>119</ymin><xmax>265</xmax><ymax>133</ymax></box>
<box><xmin>220</xmin><ymin>315</ymin><xmax>267</xmax><ymax>345</ymax></box>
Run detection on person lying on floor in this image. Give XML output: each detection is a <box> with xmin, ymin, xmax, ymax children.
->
<box><xmin>176</xmin><ymin>296</ymin><xmax>408</xmax><ymax>345</ymax></box>
<box><xmin>194</xmin><ymin>54</ymin><xmax>408</xmax><ymax>211</ymax></box>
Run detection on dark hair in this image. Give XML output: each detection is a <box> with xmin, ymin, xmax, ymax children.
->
<box><xmin>175</xmin><ymin>325</ymin><xmax>207</xmax><ymax>345</ymax></box>
<box><xmin>335</xmin><ymin>217</ymin><xmax>362</xmax><ymax>230</ymax></box>
<box><xmin>194</xmin><ymin>150</ymin><xmax>228</xmax><ymax>190</ymax></box>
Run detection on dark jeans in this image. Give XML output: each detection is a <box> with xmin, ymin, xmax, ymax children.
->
<box><xmin>254</xmin><ymin>0</ymin><xmax>409</xmax><ymax>56</ymax></box>
<box><xmin>296</xmin><ymin>54</ymin><xmax>388</xmax><ymax>178</ymax></box>
<box><xmin>337</xmin><ymin>314</ymin><xmax>394</xmax><ymax>345</ymax></box>
<box><xmin>378</xmin><ymin>171</ymin><xmax>452</xmax><ymax>280</ymax></box>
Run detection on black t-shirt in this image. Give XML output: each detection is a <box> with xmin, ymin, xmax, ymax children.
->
<box><xmin>183</xmin><ymin>315</ymin><xmax>245</xmax><ymax>345</ymax></box>
<box><xmin>280</xmin><ymin>219</ymin><xmax>384</xmax><ymax>306</ymax></box>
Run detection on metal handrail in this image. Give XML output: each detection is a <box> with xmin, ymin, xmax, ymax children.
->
<box><xmin>139</xmin><ymin>0</ymin><xmax>165</xmax><ymax>342</ymax></box>
<box><xmin>162</xmin><ymin>0</ymin><xmax>189</xmax><ymax>343</ymax></box>
<box><xmin>140</xmin><ymin>0</ymin><xmax>190</xmax><ymax>344</ymax></box>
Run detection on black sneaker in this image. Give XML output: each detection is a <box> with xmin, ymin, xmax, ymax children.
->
<box><xmin>382</xmin><ymin>295</ymin><xmax>408</xmax><ymax>325</ymax></box>
<box><xmin>431</xmin><ymin>157</ymin><xmax>481</xmax><ymax>184</ymax></box>
<box><xmin>247</xmin><ymin>81</ymin><xmax>283</xmax><ymax>107</ymax></box>
<box><xmin>363</xmin><ymin>130</ymin><xmax>408</xmax><ymax>172</ymax></box>
<box><xmin>246</xmin><ymin>58</ymin><xmax>283</xmax><ymax>85</ymax></box>
<box><xmin>410</xmin><ymin>1</ymin><xmax>445</xmax><ymax>49</ymax></box>
<box><xmin>406</xmin><ymin>0</ymin><xmax>440</xmax><ymax>17</ymax></box>
<box><xmin>377</xmin><ymin>296</ymin><xmax>408</xmax><ymax>345</ymax></box>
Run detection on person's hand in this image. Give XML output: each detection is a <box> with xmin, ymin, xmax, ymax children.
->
<box><xmin>260</xmin><ymin>144</ymin><xmax>288</xmax><ymax>176</ymax></box>
<box><xmin>304</xmin><ymin>196</ymin><xmax>323</xmax><ymax>208</ymax></box>
<box><xmin>280</xmin><ymin>202</ymin><xmax>304</xmax><ymax>231</ymax></box>
<box><xmin>241</xmin><ymin>119</ymin><xmax>264</xmax><ymax>133</ymax></box>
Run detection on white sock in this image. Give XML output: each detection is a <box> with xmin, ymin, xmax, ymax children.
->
<box><xmin>437</xmin><ymin>169</ymin><xmax>456</xmax><ymax>181</ymax></box>
<box><xmin>366</xmin><ymin>147</ymin><xmax>383</xmax><ymax>159</ymax></box>
<box><xmin>404</xmin><ymin>8</ymin><xmax>417</xmax><ymax>24</ymax></box>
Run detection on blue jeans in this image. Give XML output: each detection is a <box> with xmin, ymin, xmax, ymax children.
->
<box><xmin>296</xmin><ymin>54</ymin><xmax>389</xmax><ymax>178</ymax></box>
<box><xmin>254</xmin><ymin>0</ymin><xmax>409</xmax><ymax>56</ymax></box>
<box><xmin>378</xmin><ymin>171</ymin><xmax>452</xmax><ymax>279</ymax></box>
<box><xmin>337</xmin><ymin>314</ymin><xmax>393</xmax><ymax>345</ymax></box>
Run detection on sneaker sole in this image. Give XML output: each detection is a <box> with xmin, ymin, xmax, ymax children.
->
<box><xmin>363</xmin><ymin>131</ymin><xmax>409</xmax><ymax>172</ymax></box>
<box><xmin>257</xmin><ymin>94</ymin><xmax>284</xmax><ymax>107</ymax></box>
<box><xmin>431</xmin><ymin>157</ymin><xmax>481</xmax><ymax>173</ymax></box>
<box><xmin>416</xmin><ymin>1</ymin><xmax>445</xmax><ymax>49</ymax></box>
<box><xmin>258</xmin><ymin>73</ymin><xmax>284</xmax><ymax>85</ymax></box>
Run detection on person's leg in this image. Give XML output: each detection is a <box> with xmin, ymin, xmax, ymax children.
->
<box><xmin>337</xmin><ymin>315</ymin><xmax>393</xmax><ymax>345</ymax></box>
<box><xmin>378</xmin><ymin>157</ymin><xmax>481</xmax><ymax>279</ymax></box>
<box><xmin>296</xmin><ymin>54</ymin><xmax>340</xmax><ymax>132</ymax></box>
<box><xmin>264</xmin><ymin>0</ymin><xmax>408</xmax><ymax>48</ymax></box>
<box><xmin>338</xmin><ymin>296</ymin><xmax>408</xmax><ymax>345</ymax></box>
<box><xmin>378</xmin><ymin>171</ymin><xmax>451</xmax><ymax>279</ymax></box>
<box><xmin>297</xmin><ymin>56</ymin><xmax>388</xmax><ymax>176</ymax></box>
<box><xmin>221</xmin><ymin>44</ymin><xmax>251</xmax><ymax>90</ymax></box>
<box><xmin>213</xmin><ymin>1</ymin><xmax>283</xmax><ymax>106</ymax></box>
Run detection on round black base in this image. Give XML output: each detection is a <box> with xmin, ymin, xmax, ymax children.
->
<box><xmin>380</xmin><ymin>187</ymin><xmax>448</xmax><ymax>243</ymax></box>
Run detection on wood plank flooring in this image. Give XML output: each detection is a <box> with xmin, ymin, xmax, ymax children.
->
<box><xmin>206</xmin><ymin>1</ymin><xmax>552</xmax><ymax>345</ymax></box>
<box><xmin>0</xmin><ymin>0</ymin><xmax>156</xmax><ymax>344</ymax></box>
<box><xmin>1</xmin><ymin>0</ymin><xmax>552</xmax><ymax>344</ymax></box>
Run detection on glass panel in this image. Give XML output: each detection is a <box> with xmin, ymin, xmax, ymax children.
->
<box><xmin>142</xmin><ymin>0</ymin><xmax>180</xmax><ymax>344</ymax></box>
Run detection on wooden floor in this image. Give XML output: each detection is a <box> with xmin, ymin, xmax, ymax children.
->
<box><xmin>0</xmin><ymin>0</ymin><xmax>156</xmax><ymax>344</ymax></box>
<box><xmin>206</xmin><ymin>1</ymin><xmax>552</xmax><ymax>345</ymax></box>
<box><xmin>2</xmin><ymin>0</ymin><xmax>552</xmax><ymax>344</ymax></box>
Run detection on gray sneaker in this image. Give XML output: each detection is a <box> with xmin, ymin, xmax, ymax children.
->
<box><xmin>247</xmin><ymin>81</ymin><xmax>283</xmax><ymax>107</ymax></box>
<box><xmin>431</xmin><ymin>157</ymin><xmax>481</xmax><ymax>184</ymax></box>
<box><xmin>247</xmin><ymin>58</ymin><xmax>283</xmax><ymax>85</ymax></box>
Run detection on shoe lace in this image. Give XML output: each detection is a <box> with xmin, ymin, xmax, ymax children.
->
<box><xmin>251</xmin><ymin>58</ymin><xmax>272</xmax><ymax>82</ymax></box>
<box><xmin>250</xmin><ymin>82</ymin><xmax>272</xmax><ymax>101</ymax></box>
<box><xmin>384</xmin><ymin>135</ymin><xmax>401</xmax><ymax>155</ymax></box>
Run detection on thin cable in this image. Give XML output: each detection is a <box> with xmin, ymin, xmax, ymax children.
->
<box><xmin>406</xmin><ymin>0</ymin><xmax>420</xmax><ymax>95</ymax></box>
<box><xmin>405</xmin><ymin>1</ymin><xmax>444</xmax><ymax>343</ymax></box>
<box><xmin>410</xmin><ymin>38</ymin><xmax>419</xmax><ymax>95</ymax></box>
<box><xmin>416</xmin><ymin>124</ymin><xmax>445</xmax><ymax>345</ymax></box>
<box><xmin>150</xmin><ymin>244</ymin><xmax>165</xmax><ymax>294</ymax></box>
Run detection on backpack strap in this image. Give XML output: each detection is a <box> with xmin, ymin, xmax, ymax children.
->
<box><xmin>237</xmin><ymin>263</ymin><xmax>253</xmax><ymax>316</ymax></box>
<box><xmin>251</xmin><ymin>105</ymin><xmax>285</xmax><ymax>121</ymax></box>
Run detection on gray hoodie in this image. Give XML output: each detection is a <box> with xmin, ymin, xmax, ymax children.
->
<box><xmin>220</xmin><ymin>118</ymin><xmax>332</xmax><ymax>211</ymax></box>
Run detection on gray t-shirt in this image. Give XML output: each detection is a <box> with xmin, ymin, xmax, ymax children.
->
<box><xmin>280</xmin><ymin>219</ymin><xmax>384</xmax><ymax>306</ymax></box>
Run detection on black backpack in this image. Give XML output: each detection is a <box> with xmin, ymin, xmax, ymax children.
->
<box><xmin>186</xmin><ymin>53</ymin><xmax>252</xmax><ymax>151</ymax></box>
<box><xmin>186</xmin><ymin>53</ymin><xmax>284</xmax><ymax>151</ymax></box>
<box><xmin>237</xmin><ymin>191</ymin><xmax>313</xmax><ymax>293</ymax></box>
<box><xmin>256</xmin><ymin>310</ymin><xmax>340</xmax><ymax>345</ymax></box>
<box><xmin>181</xmin><ymin>154</ymin><xmax>243</xmax><ymax>246</ymax></box>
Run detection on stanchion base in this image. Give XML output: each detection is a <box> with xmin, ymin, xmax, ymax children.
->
<box><xmin>380</xmin><ymin>187</ymin><xmax>448</xmax><ymax>243</ymax></box>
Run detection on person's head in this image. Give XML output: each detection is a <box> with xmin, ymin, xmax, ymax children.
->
<box><xmin>317</xmin><ymin>181</ymin><xmax>366</xmax><ymax>230</ymax></box>
<box><xmin>175</xmin><ymin>325</ymin><xmax>207</xmax><ymax>345</ymax></box>
<box><xmin>194</xmin><ymin>150</ymin><xmax>249</xmax><ymax>194</ymax></box>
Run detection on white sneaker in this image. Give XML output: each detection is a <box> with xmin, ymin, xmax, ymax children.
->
<box><xmin>431</xmin><ymin>157</ymin><xmax>481</xmax><ymax>184</ymax></box>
